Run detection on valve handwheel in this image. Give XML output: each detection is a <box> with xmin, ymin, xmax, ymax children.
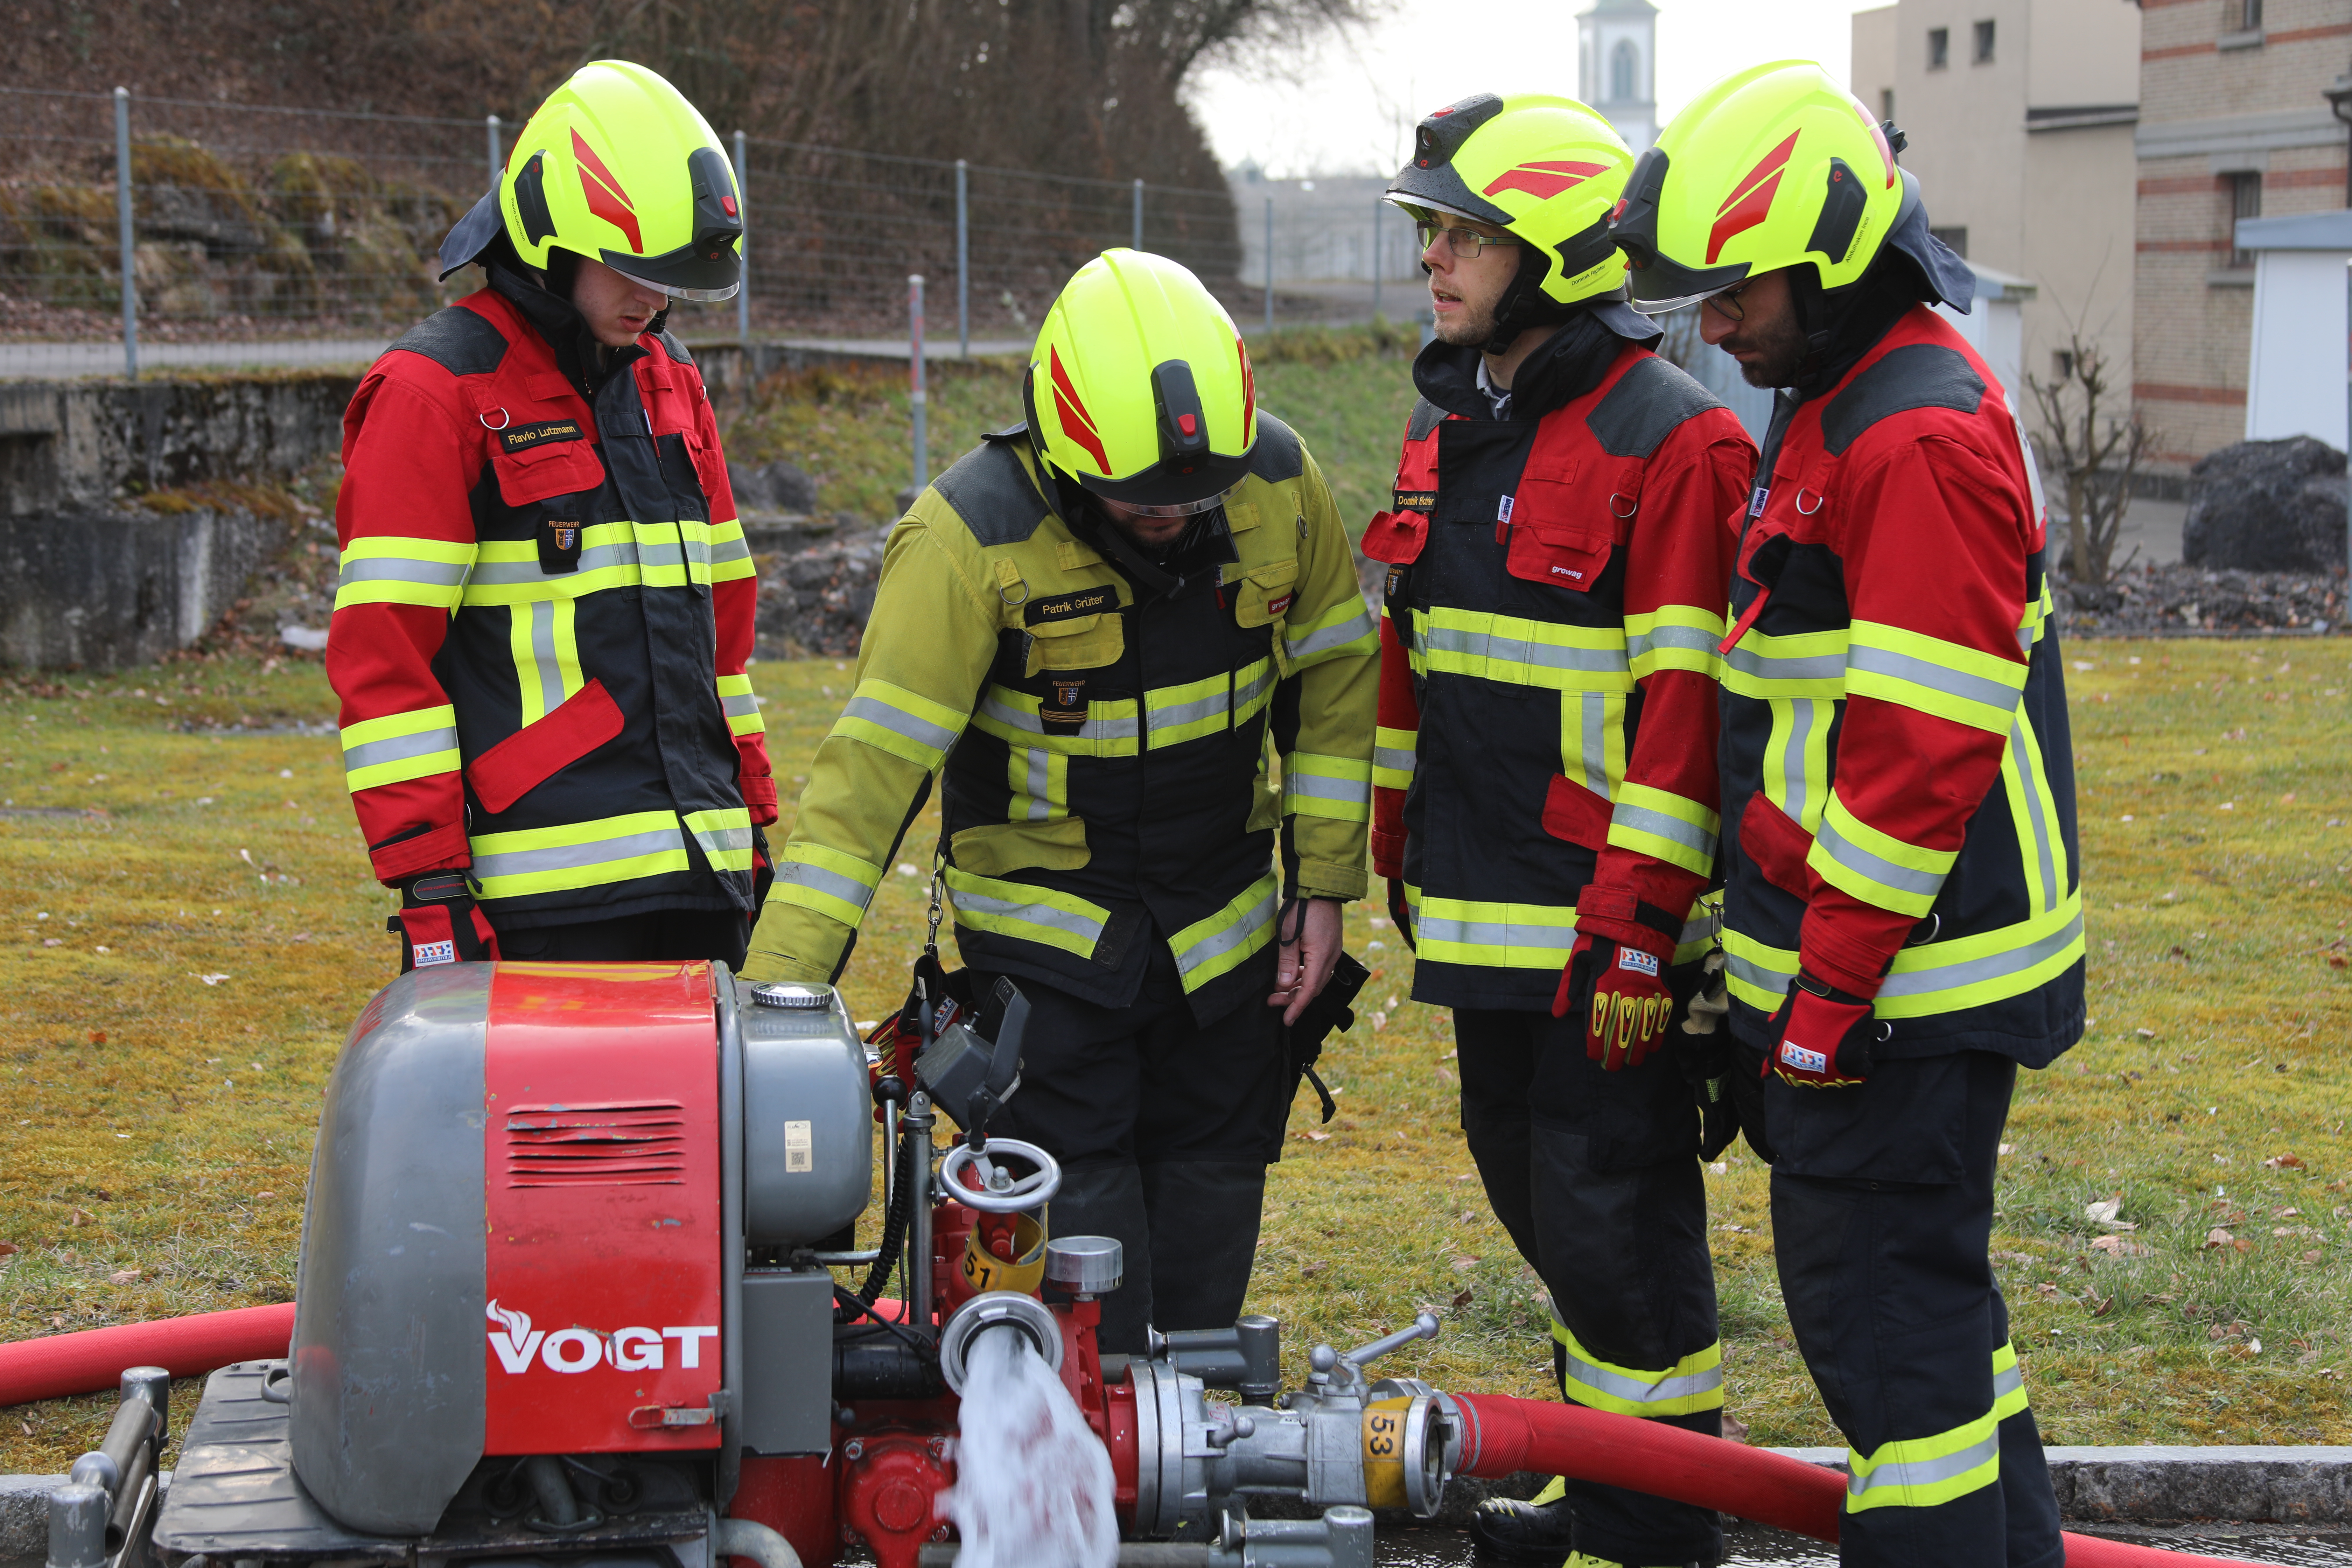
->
<box><xmin>938</xmin><ymin>1138</ymin><xmax>1062</xmax><ymax>1213</ymax></box>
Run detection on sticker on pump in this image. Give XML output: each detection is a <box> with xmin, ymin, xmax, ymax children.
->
<box><xmin>487</xmin><ymin>1300</ymin><xmax>716</xmax><ymax>1375</ymax></box>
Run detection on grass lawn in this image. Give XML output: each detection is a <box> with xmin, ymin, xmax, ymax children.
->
<box><xmin>3</xmin><ymin>648</ymin><xmax>2349</xmax><ymax>1472</ymax></box>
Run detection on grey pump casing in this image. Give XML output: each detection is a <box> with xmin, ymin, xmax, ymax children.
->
<box><xmin>739</xmin><ymin>980</ymin><xmax>872</xmax><ymax>1245</ymax></box>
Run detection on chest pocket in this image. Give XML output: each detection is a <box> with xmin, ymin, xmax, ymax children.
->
<box><xmin>492</xmin><ymin>434</ymin><xmax>606</xmax><ymax>510</ymax></box>
<box><xmin>1232</xmin><ymin>558</ymin><xmax>1297</xmax><ymax>628</ymax></box>
<box><xmin>1504</xmin><ymin>455</ymin><xmax>1636</xmax><ymax>595</ymax></box>
<box><xmin>1024</xmin><ymin>612</ymin><xmax>1126</xmax><ymax>676</ymax></box>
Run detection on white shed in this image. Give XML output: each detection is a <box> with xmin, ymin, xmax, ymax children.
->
<box><xmin>2236</xmin><ymin>210</ymin><xmax>2352</xmax><ymax>448</ymax></box>
<box><xmin>1934</xmin><ymin>262</ymin><xmax>2037</xmax><ymax>411</ymax></box>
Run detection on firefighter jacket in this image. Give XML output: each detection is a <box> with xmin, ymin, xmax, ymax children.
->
<box><xmin>1720</xmin><ymin>304</ymin><xmax>2084</xmax><ymax>1064</ymax></box>
<box><xmin>327</xmin><ymin>275</ymin><xmax>774</xmax><ymax>926</ymax></box>
<box><xmin>745</xmin><ymin>418</ymin><xmax>1378</xmax><ymax>1026</ymax></box>
<box><xmin>1364</xmin><ymin>321</ymin><xmax>1755</xmax><ymax>1011</ymax></box>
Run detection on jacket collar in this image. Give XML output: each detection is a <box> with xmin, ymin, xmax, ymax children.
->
<box><xmin>1411</xmin><ymin>306</ymin><xmax>1630</xmax><ymax>424</ymax></box>
<box><xmin>486</xmin><ymin>256</ymin><xmax>648</xmax><ymax>398</ymax></box>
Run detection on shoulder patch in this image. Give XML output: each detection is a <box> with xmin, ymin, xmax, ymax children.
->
<box><xmin>656</xmin><ymin>328</ymin><xmax>695</xmax><ymax>366</ymax></box>
<box><xmin>385</xmin><ymin>307</ymin><xmax>508</xmax><ymax>378</ymax></box>
<box><xmin>1406</xmin><ymin>398</ymin><xmax>1448</xmax><ymax>444</ymax></box>
<box><xmin>1247</xmin><ymin>411</ymin><xmax>1303</xmax><ymax>483</ymax></box>
<box><xmin>1821</xmin><ymin>344</ymin><xmax>1985</xmax><ymax>457</ymax></box>
<box><xmin>933</xmin><ymin>438</ymin><xmax>1054</xmax><ymax>547</ymax></box>
<box><xmin>1585</xmin><ymin>354</ymin><xmax>1726</xmax><ymax>459</ymax></box>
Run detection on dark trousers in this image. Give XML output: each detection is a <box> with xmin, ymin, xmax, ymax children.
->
<box><xmin>1457</xmin><ymin>1008</ymin><xmax>1723</xmax><ymax>1568</ymax></box>
<box><xmin>489</xmin><ymin>907</ymin><xmax>751</xmax><ymax>968</ymax></box>
<box><xmin>1742</xmin><ymin>1049</ymin><xmax>2064</xmax><ymax>1568</ymax></box>
<box><xmin>987</xmin><ymin>945</ymin><xmax>1288</xmax><ymax>1353</ymax></box>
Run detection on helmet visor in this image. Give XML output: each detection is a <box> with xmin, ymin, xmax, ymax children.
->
<box><xmin>611</xmin><ymin>264</ymin><xmax>740</xmax><ymax>303</ymax></box>
<box><xmin>1629</xmin><ymin>280</ymin><xmax>1735</xmax><ymax>316</ymax></box>
<box><xmin>1085</xmin><ymin>481</ymin><xmax>1241</xmax><ymax>519</ymax></box>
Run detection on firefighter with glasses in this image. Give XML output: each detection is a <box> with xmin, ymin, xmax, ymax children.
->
<box><xmin>1612</xmin><ymin>60</ymin><xmax>2080</xmax><ymax>1568</ymax></box>
<box><xmin>1366</xmin><ymin>92</ymin><xmax>1755</xmax><ymax>1568</ymax></box>
<box><xmin>329</xmin><ymin>60</ymin><xmax>773</xmax><ymax>971</ymax></box>
<box><xmin>744</xmin><ymin>250</ymin><xmax>1377</xmax><ymax>1352</ymax></box>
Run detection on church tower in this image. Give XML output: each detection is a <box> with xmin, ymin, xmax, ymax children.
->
<box><xmin>1577</xmin><ymin>0</ymin><xmax>1658</xmax><ymax>150</ymax></box>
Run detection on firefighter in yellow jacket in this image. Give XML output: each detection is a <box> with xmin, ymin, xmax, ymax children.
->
<box><xmin>743</xmin><ymin>251</ymin><xmax>1378</xmax><ymax>1350</ymax></box>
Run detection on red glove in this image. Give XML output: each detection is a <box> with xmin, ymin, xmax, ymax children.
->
<box><xmin>391</xmin><ymin>871</ymin><xmax>499</xmax><ymax>973</ymax></box>
<box><xmin>1764</xmin><ymin>972</ymin><xmax>1881</xmax><ymax>1087</ymax></box>
<box><xmin>1554</xmin><ymin>933</ymin><xmax>1675</xmax><ymax>1071</ymax></box>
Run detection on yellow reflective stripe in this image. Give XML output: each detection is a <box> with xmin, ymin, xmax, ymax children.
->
<box><xmin>1845</xmin><ymin>1413</ymin><xmax>2000</xmax><ymax>1512</ymax></box>
<box><xmin>1846</xmin><ymin>620</ymin><xmax>2026</xmax><ymax>735</ymax></box>
<box><xmin>1283</xmin><ymin>751</ymin><xmax>1371</xmax><ymax>821</ymax></box>
<box><xmin>1808</xmin><ymin>792</ymin><xmax>1956</xmax><ymax>918</ymax></box>
<box><xmin>1233</xmin><ymin>658</ymin><xmax>1276</xmax><ymax>727</ymax></box>
<box><xmin>1608</xmin><ymin>781</ymin><xmax>1721</xmax><ymax>877</ymax></box>
<box><xmin>1284</xmin><ymin>598</ymin><xmax>1378</xmax><ymax>667</ymax></box>
<box><xmin>1415</xmin><ymin>606</ymin><xmax>1632</xmax><ymax>693</ymax></box>
<box><xmin>2017</xmin><ymin>583</ymin><xmax>2053</xmax><ymax>653</ymax></box>
<box><xmin>1007</xmin><ymin>747</ymin><xmax>1070</xmax><ymax>822</ymax></box>
<box><xmin>717</xmin><ymin>671</ymin><xmax>765</xmax><ymax>737</ymax></box>
<box><xmin>1169</xmin><ymin>871</ymin><xmax>1280</xmax><ymax>991</ymax></box>
<box><xmin>1626</xmin><ymin>604</ymin><xmax>1727</xmax><ymax>681</ymax></box>
<box><xmin>1724</xmin><ymin>891</ymin><xmax>2084</xmax><ymax>1018</ymax></box>
<box><xmin>508</xmin><ymin>598</ymin><xmax>585</xmax><ymax>727</ymax></box>
<box><xmin>335</xmin><ymin>535</ymin><xmax>475</xmax><ymax>611</ymax></box>
<box><xmin>682</xmin><ymin>806</ymin><xmax>755</xmax><ymax>872</ymax></box>
<box><xmin>470</xmin><ymin>810</ymin><xmax>691</xmax><ymax>899</ymax></box>
<box><xmin>973</xmin><ymin>685</ymin><xmax>1141</xmax><ymax>758</ymax></box>
<box><xmin>1991</xmin><ymin>1341</ymin><xmax>2028</xmax><ymax>1422</ymax></box>
<box><xmin>835</xmin><ymin>678</ymin><xmax>968</xmax><ymax>770</ymax></box>
<box><xmin>945</xmin><ymin>866</ymin><xmax>1109</xmax><ymax>958</ymax></box>
<box><xmin>709</xmin><ymin>519</ymin><xmax>755</xmax><ymax>583</ymax></box>
<box><xmin>340</xmin><ymin>703</ymin><xmax>459</xmax><ymax>792</ymax></box>
<box><xmin>1560</xmin><ymin>689</ymin><xmax>1628</xmax><ymax>800</ymax></box>
<box><xmin>1373</xmin><ymin>724</ymin><xmax>1416</xmax><ymax>792</ymax></box>
<box><xmin>1549</xmin><ymin>1312</ymin><xmax>1725</xmax><ymax>1417</ymax></box>
<box><xmin>2002</xmin><ymin>708</ymin><xmax>2066</xmax><ymax>915</ymax></box>
<box><xmin>635</xmin><ymin>519</ymin><xmax>714</xmax><ymax>588</ymax></box>
<box><xmin>769</xmin><ymin>842</ymin><xmax>884</xmax><ymax>926</ymax></box>
<box><xmin>1675</xmin><ymin>897</ymin><xmax>1717</xmax><ymax>966</ymax></box>
<box><xmin>1147</xmin><ymin>668</ymin><xmax>1239</xmax><ymax>749</ymax></box>
<box><xmin>1721</xmin><ymin>626</ymin><xmax>1848</xmax><ymax>701</ymax></box>
<box><xmin>1762</xmin><ymin>697</ymin><xmax>1833</xmax><ymax>833</ymax></box>
<box><xmin>1408</xmin><ymin>886</ymin><xmax>1578</xmax><ymax>969</ymax></box>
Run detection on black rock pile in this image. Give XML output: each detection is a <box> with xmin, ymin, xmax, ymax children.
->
<box><xmin>2054</xmin><ymin>563</ymin><xmax>2346</xmax><ymax>638</ymax></box>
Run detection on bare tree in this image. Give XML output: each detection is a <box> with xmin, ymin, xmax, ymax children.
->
<box><xmin>2025</xmin><ymin>330</ymin><xmax>2154</xmax><ymax>587</ymax></box>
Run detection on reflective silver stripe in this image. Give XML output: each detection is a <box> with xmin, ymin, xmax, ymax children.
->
<box><xmin>953</xmin><ymin>882</ymin><xmax>1106</xmax><ymax>945</ymax></box>
<box><xmin>1426</xmin><ymin>623</ymin><xmax>1628</xmax><ymax>675</ymax></box>
<box><xmin>980</xmin><ymin>690</ymin><xmax>1140</xmax><ymax>742</ymax></box>
<box><xmin>1562</xmin><ymin>1347</ymin><xmax>1725</xmax><ymax>1409</ymax></box>
<box><xmin>1728</xmin><ymin>947</ymin><xmax>1786</xmax><ymax>996</ymax></box>
<box><xmin>1579</xmin><ymin>691</ymin><xmax>1610</xmax><ymax>796</ymax></box>
<box><xmin>779</xmin><ymin>860</ymin><xmax>876</xmax><ymax>913</ymax></box>
<box><xmin>342</xmin><ymin>726</ymin><xmax>458</xmax><ymax>773</ymax></box>
<box><xmin>710</xmin><ymin>532</ymin><xmax>752</xmax><ymax>567</ymax></box>
<box><xmin>1875</xmin><ymin>909</ymin><xmax>2084</xmax><ymax>1000</ymax></box>
<box><xmin>1846</xmin><ymin>1430</ymin><xmax>2001</xmax><ymax>1504</ymax></box>
<box><xmin>1782</xmin><ymin>699</ymin><xmax>1816</xmax><ymax>828</ymax></box>
<box><xmin>680</xmin><ymin>531</ymin><xmax>712</xmax><ymax>572</ymax></box>
<box><xmin>472</xmin><ymin>825</ymin><xmax>684</xmax><ymax>881</ymax></box>
<box><xmin>721</xmin><ymin>691</ymin><xmax>761</xmax><ymax>719</ymax></box>
<box><xmin>638</xmin><ymin>530</ymin><xmax>687</xmax><ymax>572</ymax></box>
<box><xmin>848</xmin><ymin>694</ymin><xmax>963</xmax><ymax>754</ymax></box>
<box><xmin>471</xmin><ymin>540</ymin><xmax>638</xmax><ymax>585</ymax></box>
<box><xmin>1728</xmin><ymin>644</ymin><xmax>1844</xmax><ymax>683</ymax></box>
<box><xmin>1814</xmin><ymin>813</ymin><xmax>1945</xmax><ymax>901</ymax></box>
<box><xmin>2013</xmin><ymin>712</ymin><xmax>2058</xmax><ymax>913</ymax></box>
<box><xmin>1148</xmin><ymin>687</ymin><xmax>1229</xmax><ymax>734</ymax></box>
<box><xmin>1847</xmin><ymin>643</ymin><xmax>2023</xmax><ymax>714</ymax></box>
<box><xmin>1627</xmin><ymin>622</ymin><xmax>1720</xmax><ymax>663</ymax></box>
<box><xmin>1173</xmin><ymin>886</ymin><xmax>1278</xmax><ymax>979</ymax></box>
<box><xmin>340</xmin><ymin>556</ymin><xmax>469</xmax><ymax>593</ymax></box>
<box><xmin>1234</xmin><ymin>661</ymin><xmax>1275</xmax><ymax>713</ymax></box>
<box><xmin>528</xmin><ymin>601</ymin><xmax>565</xmax><ymax>718</ymax></box>
<box><xmin>1415</xmin><ymin>913</ymin><xmax>1577</xmax><ymax>957</ymax></box>
<box><xmin>1287</xmin><ymin>606</ymin><xmax>1376</xmax><ymax>660</ymax></box>
<box><xmin>1374</xmin><ymin>745</ymin><xmax>1415</xmax><ymax>779</ymax></box>
<box><xmin>693</xmin><ymin>824</ymin><xmax>756</xmax><ymax>855</ymax></box>
<box><xmin>1613</xmin><ymin>801</ymin><xmax>1717</xmax><ymax>858</ymax></box>
<box><xmin>1287</xmin><ymin>772</ymin><xmax>1371</xmax><ymax>806</ymax></box>
<box><xmin>1992</xmin><ymin>1359</ymin><xmax>2024</xmax><ymax>1408</ymax></box>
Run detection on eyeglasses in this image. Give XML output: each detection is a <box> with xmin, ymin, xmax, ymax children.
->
<box><xmin>1703</xmin><ymin>280</ymin><xmax>1755</xmax><ymax>322</ymax></box>
<box><xmin>1415</xmin><ymin>222</ymin><xmax>1518</xmax><ymax>259</ymax></box>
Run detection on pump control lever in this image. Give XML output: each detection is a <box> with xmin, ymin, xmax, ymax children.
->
<box><xmin>1346</xmin><ymin>1312</ymin><xmax>1440</xmax><ymax>1368</ymax></box>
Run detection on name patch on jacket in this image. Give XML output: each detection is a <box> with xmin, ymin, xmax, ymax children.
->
<box><xmin>1040</xmin><ymin>677</ymin><xmax>1089</xmax><ymax>734</ymax></box>
<box><xmin>501</xmin><ymin>419</ymin><xmax>586</xmax><ymax>453</ymax></box>
<box><xmin>1393</xmin><ymin>489</ymin><xmax>1437</xmax><ymax>512</ymax></box>
<box><xmin>540</xmin><ymin>519</ymin><xmax>583</xmax><ymax>574</ymax></box>
<box><xmin>1024</xmin><ymin>586</ymin><xmax>1119</xmax><ymax>625</ymax></box>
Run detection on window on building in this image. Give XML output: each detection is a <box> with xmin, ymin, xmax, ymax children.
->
<box><xmin>1928</xmin><ymin>27</ymin><xmax>1949</xmax><ymax>68</ymax></box>
<box><xmin>2226</xmin><ymin>171</ymin><xmax>2262</xmax><ymax>267</ymax></box>
<box><xmin>1611</xmin><ymin>40</ymin><xmax>1640</xmax><ymax>103</ymax></box>
<box><xmin>1930</xmin><ymin>225</ymin><xmax>1969</xmax><ymax>258</ymax></box>
<box><xmin>1881</xmin><ymin>88</ymin><xmax>1896</xmax><ymax>121</ymax></box>
<box><xmin>2237</xmin><ymin>0</ymin><xmax>2262</xmax><ymax>30</ymax></box>
<box><xmin>1974</xmin><ymin>19</ymin><xmax>1996</xmax><ymax>62</ymax></box>
<box><xmin>2052</xmin><ymin>349</ymin><xmax>2076</xmax><ymax>383</ymax></box>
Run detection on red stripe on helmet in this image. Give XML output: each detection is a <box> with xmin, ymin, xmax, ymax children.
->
<box><xmin>1705</xmin><ymin>131</ymin><xmax>1800</xmax><ymax>265</ymax></box>
<box><xmin>572</xmin><ymin>129</ymin><xmax>642</xmax><ymax>253</ymax></box>
<box><xmin>1238</xmin><ymin>336</ymin><xmax>1255</xmax><ymax>449</ymax></box>
<box><xmin>1481</xmin><ymin>160</ymin><xmax>1611</xmax><ymax>200</ymax></box>
<box><xmin>1049</xmin><ymin>346</ymin><xmax>1110</xmax><ymax>473</ymax></box>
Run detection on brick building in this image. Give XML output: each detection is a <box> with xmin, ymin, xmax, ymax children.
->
<box><xmin>2134</xmin><ymin>0</ymin><xmax>2352</xmax><ymax>468</ymax></box>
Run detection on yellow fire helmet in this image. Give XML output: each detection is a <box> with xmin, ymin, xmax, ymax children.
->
<box><xmin>1385</xmin><ymin>91</ymin><xmax>1636</xmax><ymax>326</ymax></box>
<box><xmin>440</xmin><ymin>59</ymin><xmax>743</xmax><ymax>302</ymax></box>
<box><xmin>1022</xmin><ymin>250</ymin><xmax>1256</xmax><ymax>514</ymax></box>
<box><xmin>1612</xmin><ymin>60</ymin><xmax>1911</xmax><ymax>315</ymax></box>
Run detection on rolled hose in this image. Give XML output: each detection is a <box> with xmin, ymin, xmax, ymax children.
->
<box><xmin>1451</xmin><ymin>1394</ymin><xmax>2285</xmax><ymax>1568</ymax></box>
<box><xmin>0</xmin><ymin>1303</ymin><xmax>295</xmax><ymax>1407</ymax></box>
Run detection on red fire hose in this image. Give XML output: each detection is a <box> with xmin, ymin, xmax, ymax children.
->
<box><xmin>1453</xmin><ymin>1394</ymin><xmax>2281</xmax><ymax>1568</ymax></box>
<box><xmin>0</xmin><ymin>1303</ymin><xmax>293</xmax><ymax>1408</ymax></box>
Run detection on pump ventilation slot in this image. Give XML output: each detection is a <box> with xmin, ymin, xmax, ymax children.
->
<box><xmin>505</xmin><ymin>1099</ymin><xmax>687</xmax><ymax>1186</ymax></box>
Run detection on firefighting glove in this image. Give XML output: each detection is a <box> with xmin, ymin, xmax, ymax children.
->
<box><xmin>1675</xmin><ymin>949</ymin><xmax>1740</xmax><ymax>1159</ymax></box>
<box><xmin>390</xmin><ymin>871</ymin><xmax>498</xmax><ymax>973</ymax></box>
<box><xmin>1386</xmin><ymin>876</ymin><xmax>1415</xmax><ymax>952</ymax></box>
<box><xmin>1555</xmin><ymin>933</ymin><xmax>1676</xmax><ymax>1072</ymax></box>
<box><xmin>1763</xmin><ymin>971</ymin><xmax>1885</xmax><ymax>1088</ymax></box>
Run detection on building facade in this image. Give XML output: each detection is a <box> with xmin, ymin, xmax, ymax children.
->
<box><xmin>1580</xmin><ymin>0</ymin><xmax>1659</xmax><ymax>150</ymax></box>
<box><xmin>2133</xmin><ymin>0</ymin><xmax>2352</xmax><ymax>467</ymax></box>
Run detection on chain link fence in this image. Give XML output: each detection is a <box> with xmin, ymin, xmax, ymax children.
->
<box><xmin>0</xmin><ymin>85</ymin><xmax>1246</xmax><ymax>380</ymax></box>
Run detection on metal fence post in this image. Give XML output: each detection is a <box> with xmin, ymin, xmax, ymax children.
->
<box><xmin>114</xmin><ymin>87</ymin><xmax>136</xmax><ymax>379</ymax></box>
<box><xmin>486</xmin><ymin>114</ymin><xmax>502</xmax><ymax>187</ymax></box>
<box><xmin>910</xmin><ymin>274</ymin><xmax>929</xmax><ymax>492</ymax></box>
<box><xmin>1371</xmin><ymin>197</ymin><xmax>1381</xmax><ymax>321</ymax></box>
<box><xmin>732</xmin><ymin>129</ymin><xmax>750</xmax><ymax>342</ymax></box>
<box><xmin>1132</xmin><ymin>178</ymin><xmax>1143</xmax><ymax>252</ymax></box>
<box><xmin>955</xmin><ymin>160</ymin><xmax>969</xmax><ymax>358</ymax></box>
<box><xmin>1264</xmin><ymin>197</ymin><xmax>1274</xmax><ymax>335</ymax></box>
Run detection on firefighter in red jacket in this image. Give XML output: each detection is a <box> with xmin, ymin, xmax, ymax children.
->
<box><xmin>1366</xmin><ymin>93</ymin><xmax>1754</xmax><ymax>1568</ymax></box>
<box><xmin>1612</xmin><ymin>63</ymin><xmax>2080</xmax><ymax>1568</ymax></box>
<box><xmin>328</xmin><ymin>61</ymin><xmax>775</xmax><ymax>970</ymax></box>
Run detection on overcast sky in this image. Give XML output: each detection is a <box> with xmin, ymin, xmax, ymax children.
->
<box><xmin>1187</xmin><ymin>0</ymin><xmax>1883</xmax><ymax>178</ymax></box>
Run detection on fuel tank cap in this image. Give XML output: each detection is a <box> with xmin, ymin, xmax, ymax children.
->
<box><xmin>749</xmin><ymin>982</ymin><xmax>830</xmax><ymax>1010</ymax></box>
